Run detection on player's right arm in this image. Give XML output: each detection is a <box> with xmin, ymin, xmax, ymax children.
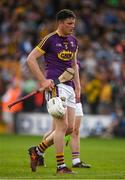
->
<box><xmin>27</xmin><ymin>48</ymin><xmax>54</xmax><ymax>90</ymax></box>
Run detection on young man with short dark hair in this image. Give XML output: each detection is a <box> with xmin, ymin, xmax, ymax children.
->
<box><xmin>27</xmin><ymin>9</ymin><xmax>81</xmax><ymax>174</ymax></box>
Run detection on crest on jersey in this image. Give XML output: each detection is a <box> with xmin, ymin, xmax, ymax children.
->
<box><xmin>70</xmin><ymin>41</ymin><xmax>75</xmax><ymax>47</ymax></box>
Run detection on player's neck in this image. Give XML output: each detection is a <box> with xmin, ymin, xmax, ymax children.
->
<box><xmin>56</xmin><ymin>29</ymin><xmax>68</xmax><ymax>37</ymax></box>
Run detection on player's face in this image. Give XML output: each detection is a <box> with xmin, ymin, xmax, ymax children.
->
<box><xmin>61</xmin><ymin>18</ymin><xmax>76</xmax><ymax>35</ymax></box>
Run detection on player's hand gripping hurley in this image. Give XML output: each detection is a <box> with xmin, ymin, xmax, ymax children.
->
<box><xmin>8</xmin><ymin>68</ymin><xmax>74</xmax><ymax>109</ymax></box>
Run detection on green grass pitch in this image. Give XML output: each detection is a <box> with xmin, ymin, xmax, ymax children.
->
<box><xmin>0</xmin><ymin>134</ymin><xmax>125</xmax><ymax>179</ymax></box>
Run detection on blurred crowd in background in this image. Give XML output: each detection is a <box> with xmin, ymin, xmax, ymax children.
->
<box><xmin>0</xmin><ymin>0</ymin><xmax>125</xmax><ymax>135</ymax></box>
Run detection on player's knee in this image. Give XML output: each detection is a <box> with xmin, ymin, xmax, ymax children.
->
<box><xmin>58</xmin><ymin>122</ymin><xmax>68</xmax><ymax>133</ymax></box>
<box><xmin>66</xmin><ymin>126</ymin><xmax>73</xmax><ymax>135</ymax></box>
<box><xmin>63</xmin><ymin>123</ymin><xmax>68</xmax><ymax>133</ymax></box>
<box><xmin>72</xmin><ymin>127</ymin><xmax>79</xmax><ymax>137</ymax></box>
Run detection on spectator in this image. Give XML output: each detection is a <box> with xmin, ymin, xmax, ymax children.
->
<box><xmin>1</xmin><ymin>78</ymin><xmax>23</xmax><ymax>133</ymax></box>
<box><xmin>102</xmin><ymin>104</ymin><xmax>125</xmax><ymax>138</ymax></box>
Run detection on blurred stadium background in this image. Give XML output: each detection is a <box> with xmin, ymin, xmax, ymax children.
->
<box><xmin>0</xmin><ymin>0</ymin><xmax>125</xmax><ymax>136</ymax></box>
<box><xmin>0</xmin><ymin>0</ymin><xmax>125</xmax><ymax>179</ymax></box>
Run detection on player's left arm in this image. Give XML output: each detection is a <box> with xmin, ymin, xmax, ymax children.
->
<box><xmin>72</xmin><ymin>48</ymin><xmax>81</xmax><ymax>102</ymax></box>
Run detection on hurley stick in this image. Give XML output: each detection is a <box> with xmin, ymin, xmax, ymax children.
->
<box><xmin>8</xmin><ymin>68</ymin><xmax>74</xmax><ymax>109</ymax></box>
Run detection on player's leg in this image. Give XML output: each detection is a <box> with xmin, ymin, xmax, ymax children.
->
<box><xmin>38</xmin><ymin>112</ymin><xmax>74</xmax><ymax>167</ymax></box>
<box><xmin>70</xmin><ymin>102</ymin><xmax>91</xmax><ymax>168</ymax></box>
<box><xmin>29</xmin><ymin>119</ymin><xmax>66</xmax><ymax>172</ymax></box>
<box><xmin>37</xmin><ymin>109</ymin><xmax>75</xmax><ymax>168</ymax></box>
<box><xmin>54</xmin><ymin>112</ymin><xmax>69</xmax><ymax>171</ymax></box>
<box><xmin>43</xmin><ymin>119</ymin><xmax>55</xmax><ymax>140</ymax></box>
<box><xmin>28</xmin><ymin>129</ymin><xmax>55</xmax><ymax>171</ymax></box>
<box><xmin>28</xmin><ymin>87</ymin><xmax>60</xmax><ymax>171</ymax></box>
<box><xmin>28</xmin><ymin>91</ymin><xmax>56</xmax><ymax>172</ymax></box>
<box><xmin>70</xmin><ymin>116</ymin><xmax>81</xmax><ymax>161</ymax></box>
<box><xmin>37</xmin><ymin>119</ymin><xmax>56</xmax><ymax>166</ymax></box>
<box><xmin>28</xmin><ymin>84</ymin><xmax>75</xmax><ymax>173</ymax></box>
<box><xmin>53</xmin><ymin>84</ymin><xmax>75</xmax><ymax>174</ymax></box>
<box><xmin>38</xmin><ymin>114</ymin><xmax>75</xmax><ymax>174</ymax></box>
<box><xmin>30</xmin><ymin>88</ymin><xmax>75</xmax><ymax>173</ymax></box>
<box><xmin>53</xmin><ymin>86</ymin><xmax>76</xmax><ymax>174</ymax></box>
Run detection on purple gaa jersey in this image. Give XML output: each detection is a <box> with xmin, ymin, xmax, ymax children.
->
<box><xmin>36</xmin><ymin>31</ymin><xmax>78</xmax><ymax>87</ymax></box>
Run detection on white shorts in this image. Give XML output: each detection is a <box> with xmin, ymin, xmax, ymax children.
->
<box><xmin>75</xmin><ymin>102</ymin><xmax>84</xmax><ymax>117</ymax></box>
<box><xmin>45</xmin><ymin>83</ymin><xmax>76</xmax><ymax>108</ymax></box>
